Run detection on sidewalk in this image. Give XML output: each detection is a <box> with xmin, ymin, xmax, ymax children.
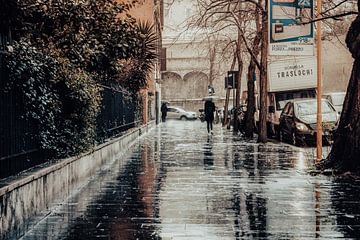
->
<box><xmin>20</xmin><ymin>121</ymin><xmax>360</xmax><ymax>240</ymax></box>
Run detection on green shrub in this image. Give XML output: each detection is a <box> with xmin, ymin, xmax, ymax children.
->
<box><xmin>2</xmin><ymin>0</ymin><xmax>157</xmax><ymax>158</ymax></box>
<box><xmin>5</xmin><ymin>40</ymin><xmax>101</xmax><ymax>158</ymax></box>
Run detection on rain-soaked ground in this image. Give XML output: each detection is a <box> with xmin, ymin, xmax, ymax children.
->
<box><xmin>20</xmin><ymin>121</ymin><xmax>360</xmax><ymax>240</ymax></box>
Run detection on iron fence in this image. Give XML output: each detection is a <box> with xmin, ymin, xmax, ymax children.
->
<box><xmin>0</xmin><ymin>53</ymin><xmax>43</xmax><ymax>179</ymax></box>
<box><xmin>0</xmin><ymin>33</ymin><xmax>10</xmax><ymax>52</ymax></box>
<box><xmin>96</xmin><ymin>85</ymin><xmax>140</xmax><ymax>143</ymax></box>
<box><xmin>0</xmin><ymin>53</ymin><xmax>141</xmax><ymax>179</ymax></box>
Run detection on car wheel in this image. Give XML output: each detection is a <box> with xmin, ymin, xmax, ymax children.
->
<box><xmin>180</xmin><ymin>116</ymin><xmax>187</xmax><ymax>121</ymax></box>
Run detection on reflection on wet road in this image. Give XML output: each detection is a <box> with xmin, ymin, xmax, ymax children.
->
<box><xmin>21</xmin><ymin>121</ymin><xmax>360</xmax><ymax>239</ymax></box>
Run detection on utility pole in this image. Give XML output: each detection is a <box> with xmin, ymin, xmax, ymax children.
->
<box><xmin>316</xmin><ymin>0</ymin><xmax>323</xmax><ymax>162</ymax></box>
<box><xmin>258</xmin><ymin>0</ymin><xmax>268</xmax><ymax>143</ymax></box>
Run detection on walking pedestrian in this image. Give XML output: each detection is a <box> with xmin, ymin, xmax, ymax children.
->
<box><xmin>161</xmin><ymin>102</ymin><xmax>168</xmax><ymax>122</ymax></box>
<box><xmin>204</xmin><ymin>99</ymin><xmax>216</xmax><ymax>135</ymax></box>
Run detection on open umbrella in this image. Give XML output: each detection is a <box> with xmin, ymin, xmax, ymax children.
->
<box><xmin>202</xmin><ymin>95</ymin><xmax>219</xmax><ymax>101</ymax></box>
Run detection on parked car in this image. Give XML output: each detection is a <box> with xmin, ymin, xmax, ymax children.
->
<box><xmin>323</xmin><ymin>92</ymin><xmax>346</xmax><ymax>114</ymax></box>
<box><xmin>278</xmin><ymin>98</ymin><xmax>339</xmax><ymax>146</ymax></box>
<box><xmin>167</xmin><ymin>106</ymin><xmax>197</xmax><ymax>120</ymax></box>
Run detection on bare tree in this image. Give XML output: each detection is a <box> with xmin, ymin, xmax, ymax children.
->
<box><xmin>182</xmin><ymin>0</ymin><xmax>359</xmax><ymax>148</ymax></box>
<box><xmin>189</xmin><ymin>0</ymin><xmax>268</xmax><ymax>141</ymax></box>
<box><xmin>245</xmin><ymin>1</ymin><xmax>262</xmax><ymax>138</ymax></box>
<box><xmin>318</xmin><ymin>0</ymin><xmax>360</xmax><ymax>173</ymax></box>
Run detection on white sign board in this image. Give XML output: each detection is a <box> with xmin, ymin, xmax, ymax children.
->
<box><xmin>269</xmin><ymin>0</ymin><xmax>314</xmax><ymax>56</ymax></box>
<box><xmin>268</xmin><ymin>57</ymin><xmax>317</xmax><ymax>92</ymax></box>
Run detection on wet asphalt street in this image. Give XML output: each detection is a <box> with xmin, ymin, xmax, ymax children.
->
<box><xmin>20</xmin><ymin>120</ymin><xmax>360</xmax><ymax>240</ymax></box>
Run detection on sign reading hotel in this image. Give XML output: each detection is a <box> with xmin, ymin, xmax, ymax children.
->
<box><xmin>268</xmin><ymin>57</ymin><xmax>317</xmax><ymax>92</ymax></box>
<box><xmin>269</xmin><ymin>0</ymin><xmax>314</xmax><ymax>56</ymax></box>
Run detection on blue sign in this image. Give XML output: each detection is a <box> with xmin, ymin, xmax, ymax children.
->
<box><xmin>269</xmin><ymin>0</ymin><xmax>314</xmax><ymax>55</ymax></box>
<box><xmin>269</xmin><ymin>0</ymin><xmax>313</xmax><ymax>43</ymax></box>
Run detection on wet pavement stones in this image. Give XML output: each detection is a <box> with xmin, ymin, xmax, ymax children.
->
<box><xmin>19</xmin><ymin>121</ymin><xmax>360</xmax><ymax>239</ymax></box>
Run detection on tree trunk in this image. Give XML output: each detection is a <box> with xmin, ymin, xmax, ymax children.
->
<box><xmin>234</xmin><ymin>38</ymin><xmax>243</xmax><ymax>132</ymax></box>
<box><xmin>319</xmin><ymin>10</ymin><xmax>360</xmax><ymax>172</ymax></box>
<box><xmin>245</xmin><ymin>62</ymin><xmax>256</xmax><ymax>137</ymax></box>
<box><xmin>209</xmin><ymin>45</ymin><xmax>216</xmax><ymax>86</ymax></box>
<box><xmin>233</xmin><ymin>6</ymin><xmax>244</xmax><ymax>133</ymax></box>
<box><xmin>258</xmin><ymin>1</ymin><xmax>268</xmax><ymax>143</ymax></box>
<box><xmin>245</xmin><ymin>4</ymin><xmax>262</xmax><ymax>138</ymax></box>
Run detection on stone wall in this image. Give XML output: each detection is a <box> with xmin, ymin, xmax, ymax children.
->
<box><xmin>168</xmin><ymin>98</ymin><xmax>234</xmax><ymax>113</ymax></box>
<box><xmin>0</xmin><ymin>122</ymin><xmax>155</xmax><ymax>240</ymax></box>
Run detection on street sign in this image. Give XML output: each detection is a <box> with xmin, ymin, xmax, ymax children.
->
<box><xmin>268</xmin><ymin>57</ymin><xmax>317</xmax><ymax>92</ymax></box>
<box><xmin>225</xmin><ymin>71</ymin><xmax>239</xmax><ymax>89</ymax></box>
<box><xmin>269</xmin><ymin>0</ymin><xmax>314</xmax><ymax>56</ymax></box>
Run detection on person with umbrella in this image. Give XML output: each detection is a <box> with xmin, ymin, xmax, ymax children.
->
<box><xmin>161</xmin><ymin>102</ymin><xmax>168</xmax><ymax>122</ymax></box>
<box><xmin>204</xmin><ymin>98</ymin><xmax>216</xmax><ymax>135</ymax></box>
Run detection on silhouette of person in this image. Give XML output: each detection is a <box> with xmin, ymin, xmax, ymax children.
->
<box><xmin>204</xmin><ymin>99</ymin><xmax>216</xmax><ymax>134</ymax></box>
<box><xmin>161</xmin><ymin>102</ymin><xmax>168</xmax><ymax>122</ymax></box>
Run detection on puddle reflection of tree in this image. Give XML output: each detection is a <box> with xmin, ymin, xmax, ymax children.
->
<box><xmin>153</xmin><ymin>135</ymin><xmax>168</xmax><ymax>232</ymax></box>
<box><xmin>231</xmin><ymin>144</ymin><xmax>269</xmax><ymax>239</ymax></box>
<box><xmin>331</xmin><ymin>180</ymin><xmax>360</xmax><ymax>239</ymax></box>
<box><xmin>315</xmin><ymin>182</ymin><xmax>321</xmax><ymax>239</ymax></box>
<box><xmin>203</xmin><ymin>136</ymin><xmax>214</xmax><ymax>169</ymax></box>
<box><xmin>64</xmin><ymin>144</ymin><xmax>162</xmax><ymax>240</ymax></box>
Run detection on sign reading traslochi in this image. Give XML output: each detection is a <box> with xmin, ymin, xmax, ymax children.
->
<box><xmin>268</xmin><ymin>57</ymin><xmax>317</xmax><ymax>92</ymax></box>
<box><xmin>269</xmin><ymin>0</ymin><xmax>314</xmax><ymax>56</ymax></box>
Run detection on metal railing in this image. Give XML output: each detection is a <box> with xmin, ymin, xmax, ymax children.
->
<box><xmin>0</xmin><ymin>30</ymin><xmax>12</xmax><ymax>52</ymax></box>
<box><xmin>0</xmin><ymin>54</ymin><xmax>141</xmax><ymax>179</ymax></box>
<box><xmin>0</xmin><ymin>53</ymin><xmax>42</xmax><ymax>179</ymax></box>
<box><xmin>96</xmin><ymin>85</ymin><xmax>140</xmax><ymax>143</ymax></box>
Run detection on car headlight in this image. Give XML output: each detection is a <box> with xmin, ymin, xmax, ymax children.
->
<box><xmin>296</xmin><ymin>122</ymin><xmax>309</xmax><ymax>132</ymax></box>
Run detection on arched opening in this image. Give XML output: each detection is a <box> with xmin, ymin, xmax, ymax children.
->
<box><xmin>183</xmin><ymin>71</ymin><xmax>209</xmax><ymax>99</ymax></box>
<box><xmin>161</xmin><ymin>72</ymin><xmax>182</xmax><ymax>100</ymax></box>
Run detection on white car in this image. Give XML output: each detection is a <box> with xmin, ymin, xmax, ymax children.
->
<box><xmin>167</xmin><ymin>106</ymin><xmax>197</xmax><ymax>120</ymax></box>
<box><xmin>323</xmin><ymin>92</ymin><xmax>346</xmax><ymax>114</ymax></box>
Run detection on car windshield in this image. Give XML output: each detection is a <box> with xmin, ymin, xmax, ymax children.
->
<box><xmin>278</xmin><ymin>101</ymin><xmax>288</xmax><ymax>110</ymax></box>
<box><xmin>295</xmin><ymin>100</ymin><xmax>334</xmax><ymax>116</ymax></box>
<box><xmin>331</xmin><ymin>93</ymin><xmax>346</xmax><ymax>106</ymax></box>
<box><xmin>174</xmin><ymin>108</ymin><xmax>185</xmax><ymax>112</ymax></box>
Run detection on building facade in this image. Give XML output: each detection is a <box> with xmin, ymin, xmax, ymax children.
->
<box><xmin>162</xmin><ymin>0</ymin><xmax>236</xmax><ymax>111</ymax></box>
<box><xmin>121</xmin><ymin>0</ymin><xmax>163</xmax><ymax>124</ymax></box>
<box><xmin>162</xmin><ymin>0</ymin><xmax>354</xmax><ymax>112</ymax></box>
